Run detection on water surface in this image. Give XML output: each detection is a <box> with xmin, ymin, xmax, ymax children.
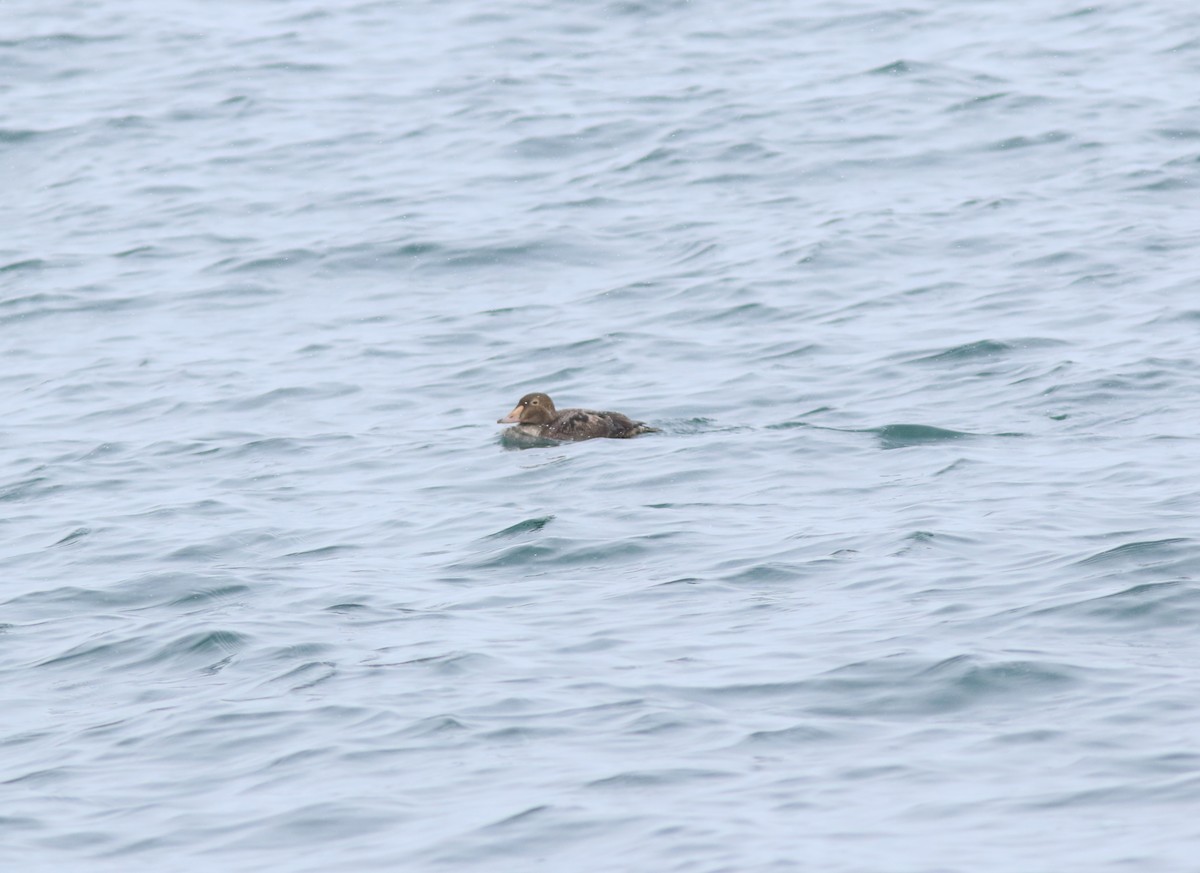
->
<box><xmin>4</xmin><ymin>1</ymin><xmax>1200</xmax><ymax>870</ymax></box>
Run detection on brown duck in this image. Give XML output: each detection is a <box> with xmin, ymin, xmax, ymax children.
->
<box><xmin>497</xmin><ymin>393</ymin><xmax>659</xmax><ymax>441</ymax></box>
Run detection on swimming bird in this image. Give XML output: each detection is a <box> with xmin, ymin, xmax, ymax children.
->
<box><xmin>496</xmin><ymin>392</ymin><xmax>659</xmax><ymax>441</ymax></box>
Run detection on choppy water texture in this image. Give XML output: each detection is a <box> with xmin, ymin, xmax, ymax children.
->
<box><xmin>4</xmin><ymin>1</ymin><xmax>1200</xmax><ymax>870</ymax></box>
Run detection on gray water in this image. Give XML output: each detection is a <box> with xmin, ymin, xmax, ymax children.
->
<box><xmin>4</xmin><ymin>1</ymin><xmax>1200</xmax><ymax>870</ymax></box>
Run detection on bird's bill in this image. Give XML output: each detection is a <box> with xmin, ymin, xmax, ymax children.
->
<box><xmin>498</xmin><ymin>405</ymin><xmax>523</xmax><ymax>424</ymax></box>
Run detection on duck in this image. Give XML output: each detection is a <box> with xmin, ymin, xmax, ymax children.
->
<box><xmin>497</xmin><ymin>392</ymin><xmax>659</xmax><ymax>441</ymax></box>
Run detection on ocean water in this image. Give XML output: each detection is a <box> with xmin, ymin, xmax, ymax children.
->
<box><xmin>4</xmin><ymin>0</ymin><xmax>1200</xmax><ymax>870</ymax></box>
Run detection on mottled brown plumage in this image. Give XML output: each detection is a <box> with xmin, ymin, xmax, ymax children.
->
<box><xmin>497</xmin><ymin>392</ymin><xmax>658</xmax><ymax>441</ymax></box>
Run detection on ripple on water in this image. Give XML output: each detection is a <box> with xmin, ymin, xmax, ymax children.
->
<box><xmin>586</xmin><ymin>768</ymin><xmax>734</xmax><ymax>789</ymax></box>
<box><xmin>1030</xmin><ymin>581</ymin><xmax>1200</xmax><ymax>631</ymax></box>
<box><xmin>1074</xmin><ymin>537</ymin><xmax>1193</xmax><ymax>569</ymax></box>
<box><xmin>809</xmin><ymin>654</ymin><xmax>1084</xmax><ymax>718</ymax></box>
<box><xmin>908</xmin><ymin>338</ymin><xmax>1067</xmax><ymax>363</ymax></box>
<box><xmin>454</xmin><ymin>533</ymin><xmax>674</xmax><ymax>572</ymax></box>
<box><xmin>262</xmin><ymin>661</ymin><xmax>338</xmax><ymax>692</ymax></box>
<box><xmin>871</xmin><ymin>423</ymin><xmax>975</xmax><ymax>450</ymax></box>
<box><xmin>735</xmin><ymin>724</ymin><xmax>838</xmax><ymax>748</ymax></box>
<box><xmin>141</xmin><ymin>629</ymin><xmax>248</xmax><ymax>671</ymax></box>
<box><xmin>485</xmin><ymin>516</ymin><xmax>555</xmax><ymax>538</ymax></box>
